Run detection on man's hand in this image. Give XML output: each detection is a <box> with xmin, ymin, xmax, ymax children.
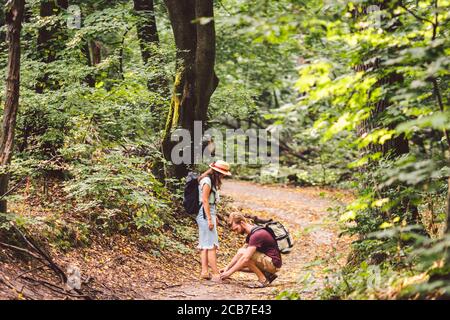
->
<box><xmin>219</xmin><ymin>267</ymin><xmax>227</xmax><ymax>274</ymax></box>
<box><xmin>220</xmin><ymin>270</ymin><xmax>231</xmax><ymax>280</ymax></box>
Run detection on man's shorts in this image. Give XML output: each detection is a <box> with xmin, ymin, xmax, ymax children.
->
<box><xmin>250</xmin><ymin>251</ymin><xmax>279</xmax><ymax>274</ymax></box>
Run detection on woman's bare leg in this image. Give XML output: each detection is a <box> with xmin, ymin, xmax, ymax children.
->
<box><xmin>201</xmin><ymin>249</ymin><xmax>209</xmax><ymax>275</ymax></box>
<box><xmin>207</xmin><ymin>247</ymin><xmax>220</xmax><ymax>276</ymax></box>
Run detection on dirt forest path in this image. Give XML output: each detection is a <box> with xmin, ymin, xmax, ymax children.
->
<box><xmin>149</xmin><ymin>180</ymin><xmax>351</xmax><ymax>300</ymax></box>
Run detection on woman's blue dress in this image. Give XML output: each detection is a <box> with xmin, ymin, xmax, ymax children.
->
<box><xmin>196</xmin><ymin>176</ymin><xmax>219</xmax><ymax>250</ymax></box>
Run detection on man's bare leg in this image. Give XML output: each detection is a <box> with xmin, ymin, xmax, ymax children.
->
<box><xmin>244</xmin><ymin>259</ymin><xmax>266</xmax><ymax>283</ymax></box>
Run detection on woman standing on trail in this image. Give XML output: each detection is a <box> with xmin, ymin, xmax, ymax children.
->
<box><xmin>197</xmin><ymin>160</ymin><xmax>231</xmax><ymax>282</ymax></box>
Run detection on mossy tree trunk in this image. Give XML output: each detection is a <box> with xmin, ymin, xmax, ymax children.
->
<box><xmin>0</xmin><ymin>0</ymin><xmax>25</xmax><ymax>213</ymax></box>
<box><xmin>162</xmin><ymin>0</ymin><xmax>219</xmax><ymax>178</ymax></box>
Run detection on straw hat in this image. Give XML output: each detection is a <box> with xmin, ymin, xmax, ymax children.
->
<box><xmin>209</xmin><ymin>160</ymin><xmax>232</xmax><ymax>176</ymax></box>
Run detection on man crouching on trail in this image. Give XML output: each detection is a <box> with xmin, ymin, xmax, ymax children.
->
<box><xmin>220</xmin><ymin>213</ymin><xmax>281</xmax><ymax>288</ymax></box>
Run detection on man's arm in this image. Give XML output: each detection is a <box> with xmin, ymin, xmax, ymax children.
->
<box><xmin>221</xmin><ymin>244</ymin><xmax>249</xmax><ymax>272</ymax></box>
<box><xmin>220</xmin><ymin>251</ymin><xmax>240</xmax><ymax>273</ymax></box>
<box><xmin>221</xmin><ymin>246</ymin><xmax>257</xmax><ymax>278</ymax></box>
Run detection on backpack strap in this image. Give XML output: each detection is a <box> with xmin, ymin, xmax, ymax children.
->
<box><xmin>250</xmin><ymin>225</ymin><xmax>278</xmax><ymax>248</ymax></box>
<box><xmin>201</xmin><ymin>204</ymin><xmax>206</xmax><ymax>220</ymax></box>
<box><xmin>198</xmin><ymin>175</ymin><xmax>217</xmax><ymax>220</ymax></box>
<box><xmin>250</xmin><ymin>226</ymin><xmax>265</xmax><ymax>235</ymax></box>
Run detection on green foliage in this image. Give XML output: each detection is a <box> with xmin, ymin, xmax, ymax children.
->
<box><xmin>0</xmin><ymin>212</ymin><xmax>41</xmax><ymax>231</ymax></box>
<box><xmin>0</xmin><ymin>0</ymin><xmax>182</xmax><ymax>252</ymax></box>
<box><xmin>276</xmin><ymin>290</ymin><xmax>301</xmax><ymax>300</ymax></box>
<box><xmin>1</xmin><ymin>0</ymin><xmax>449</xmax><ymax>298</ymax></box>
<box><xmin>224</xmin><ymin>0</ymin><xmax>450</xmax><ymax>299</ymax></box>
<box><xmin>64</xmin><ymin>150</ymin><xmax>172</xmax><ymax>233</ymax></box>
<box><xmin>211</xmin><ymin>0</ymin><xmax>357</xmax><ymax>185</ymax></box>
<box><xmin>41</xmin><ymin>216</ymin><xmax>91</xmax><ymax>251</ymax></box>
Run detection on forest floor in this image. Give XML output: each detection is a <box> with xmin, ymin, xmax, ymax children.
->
<box><xmin>0</xmin><ymin>180</ymin><xmax>352</xmax><ymax>300</ymax></box>
<box><xmin>147</xmin><ymin>180</ymin><xmax>353</xmax><ymax>300</ymax></box>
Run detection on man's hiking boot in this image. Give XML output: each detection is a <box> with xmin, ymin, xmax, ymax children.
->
<box><xmin>248</xmin><ymin>279</ymin><xmax>270</xmax><ymax>288</ymax></box>
<box><xmin>263</xmin><ymin>271</ymin><xmax>278</xmax><ymax>284</ymax></box>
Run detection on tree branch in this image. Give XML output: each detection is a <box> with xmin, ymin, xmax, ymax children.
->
<box><xmin>399</xmin><ymin>2</ymin><xmax>435</xmax><ymax>26</ymax></box>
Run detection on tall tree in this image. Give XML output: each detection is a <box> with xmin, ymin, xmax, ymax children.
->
<box><xmin>353</xmin><ymin>1</ymin><xmax>420</xmax><ymax>224</ymax></box>
<box><xmin>133</xmin><ymin>0</ymin><xmax>164</xmax><ymax>92</ymax></box>
<box><xmin>162</xmin><ymin>0</ymin><xmax>219</xmax><ymax>178</ymax></box>
<box><xmin>353</xmin><ymin>1</ymin><xmax>410</xmax><ymax>158</ymax></box>
<box><xmin>35</xmin><ymin>0</ymin><xmax>69</xmax><ymax>93</ymax></box>
<box><xmin>0</xmin><ymin>1</ymin><xmax>6</xmax><ymax>73</ymax></box>
<box><xmin>0</xmin><ymin>0</ymin><xmax>6</xmax><ymax>50</ymax></box>
<box><xmin>81</xmin><ymin>40</ymin><xmax>96</xmax><ymax>87</ymax></box>
<box><xmin>0</xmin><ymin>0</ymin><xmax>25</xmax><ymax>213</ymax></box>
<box><xmin>133</xmin><ymin>0</ymin><xmax>158</xmax><ymax>64</ymax></box>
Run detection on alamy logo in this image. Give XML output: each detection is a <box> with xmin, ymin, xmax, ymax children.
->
<box><xmin>67</xmin><ymin>5</ymin><xmax>81</xmax><ymax>29</ymax></box>
<box><xmin>170</xmin><ymin>121</ymin><xmax>280</xmax><ymax>166</ymax></box>
<box><xmin>366</xmin><ymin>5</ymin><xmax>382</xmax><ymax>29</ymax></box>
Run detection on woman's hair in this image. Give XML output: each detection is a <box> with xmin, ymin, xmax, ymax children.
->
<box><xmin>228</xmin><ymin>212</ymin><xmax>248</xmax><ymax>225</ymax></box>
<box><xmin>210</xmin><ymin>170</ymin><xmax>223</xmax><ymax>190</ymax></box>
<box><xmin>198</xmin><ymin>165</ymin><xmax>224</xmax><ymax>190</ymax></box>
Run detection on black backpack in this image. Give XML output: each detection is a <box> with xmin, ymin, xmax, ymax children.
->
<box><xmin>183</xmin><ymin>172</ymin><xmax>201</xmax><ymax>215</ymax></box>
<box><xmin>251</xmin><ymin>220</ymin><xmax>294</xmax><ymax>254</ymax></box>
<box><xmin>183</xmin><ymin>172</ymin><xmax>216</xmax><ymax>217</ymax></box>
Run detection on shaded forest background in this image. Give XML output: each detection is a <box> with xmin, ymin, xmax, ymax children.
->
<box><xmin>0</xmin><ymin>0</ymin><xmax>449</xmax><ymax>299</ymax></box>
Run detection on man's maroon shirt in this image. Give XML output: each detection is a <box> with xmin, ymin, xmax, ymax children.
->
<box><xmin>246</xmin><ymin>228</ymin><xmax>282</xmax><ymax>268</ymax></box>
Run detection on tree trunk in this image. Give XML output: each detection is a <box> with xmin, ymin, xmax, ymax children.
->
<box><xmin>81</xmin><ymin>41</ymin><xmax>96</xmax><ymax>87</ymax></box>
<box><xmin>194</xmin><ymin>0</ymin><xmax>219</xmax><ymax>123</ymax></box>
<box><xmin>0</xmin><ymin>0</ymin><xmax>25</xmax><ymax>213</ymax></box>
<box><xmin>90</xmin><ymin>40</ymin><xmax>102</xmax><ymax>66</ymax></box>
<box><xmin>133</xmin><ymin>0</ymin><xmax>168</xmax><ymax>93</ymax></box>
<box><xmin>446</xmin><ymin>176</ymin><xmax>450</xmax><ymax>234</ymax></box>
<box><xmin>133</xmin><ymin>0</ymin><xmax>159</xmax><ymax>64</ymax></box>
<box><xmin>431</xmin><ymin>77</ymin><xmax>450</xmax><ymax>234</ymax></box>
<box><xmin>118</xmin><ymin>30</ymin><xmax>128</xmax><ymax>81</ymax></box>
<box><xmin>162</xmin><ymin>0</ymin><xmax>197</xmax><ymax>178</ymax></box>
<box><xmin>0</xmin><ymin>1</ymin><xmax>6</xmax><ymax>52</ymax></box>
<box><xmin>162</xmin><ymin>0</ymin><xmax>218</xmax><ymax>178</ymax></box>
<box><xmin>78</xmin><ymin>40</ymin><xmax>102</xmax><ymax>88</ymax></box>
<box><xmin>35</xmin><ymin>0</ymin><xmax>69</xmax><ymax>93</ymax></box>
<box><xmin>354</xmin><ymin>1</ymin><xmax>419</xmax><ymax>224</ymax></box>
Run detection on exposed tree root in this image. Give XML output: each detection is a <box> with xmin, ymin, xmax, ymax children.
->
<box><xmin>0</xmin><ymin>222</ymin><xmax>96</xmax><ymax>300</ymax></box>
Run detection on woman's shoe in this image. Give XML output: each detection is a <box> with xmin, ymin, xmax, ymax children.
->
<box><xmin>210</xmin><ymin>274</ymin><xmax>222</xmax><ymax>283</ymax></box>
<box><xmin>200</xmin><ymin>272</ymin><xmax>211</xmax><ymax>280</ymax></box>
